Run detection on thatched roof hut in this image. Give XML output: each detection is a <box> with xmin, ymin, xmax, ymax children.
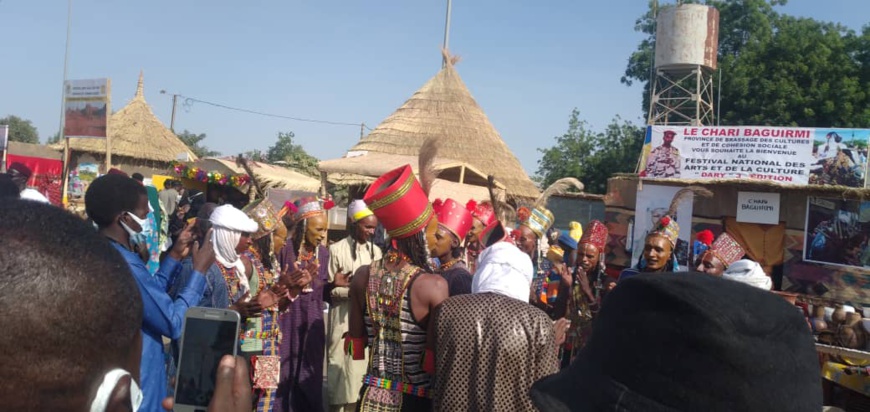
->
<box><xmin>318</xmin><ymin>53</ymin><xmax>539</xmax><ymax>200</ymax></box>
<box><xmin>55</xmin><ymin>72</ymin><xmax>197</xmax><ymax>175</ymax></box>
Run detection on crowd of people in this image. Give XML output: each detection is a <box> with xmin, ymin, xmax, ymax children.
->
<box><xmin>0</xmin><ymin>158</ymin><xmax>826</xmax><ymax>412</ymax></box>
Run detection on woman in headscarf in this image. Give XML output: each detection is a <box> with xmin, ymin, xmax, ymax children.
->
<box><xmin>275</xmin><ymin>197</ymin><xmax>331</xmax><ymax>412</ymax></box>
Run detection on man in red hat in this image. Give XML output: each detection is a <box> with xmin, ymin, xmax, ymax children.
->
<box><xmin>7</xmin><ymin>162</ymin><xmax>49</xmax><ymax>203</ymax></box>
<box><xmin>347</xmin><ymin>164</ymin><xmax>450</xmax><ymax>412</ymax></box>
<box><xmin>464</xmin><ymin>200</ymin><xmax>496</xmax><ymax>273</ymax></box>
<box><xmin>432</xmin><ymin>198</ymin><xmax>474</xmax><ymax>296</ymax></box>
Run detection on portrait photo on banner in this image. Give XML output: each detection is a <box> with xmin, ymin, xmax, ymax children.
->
<box><xmin>808</xmin><ymin>129</ymin><xmax>869</xmax><ymax>188</ymax></box>
<box><xmin>629</xmin><ymin>184</ymin><xmax>694</xmax><ymax>271</ymax></box>
<box><xmin>804</xmin><ymin>196</ymin><xmax>870</xmax><ymax>269</ymax></box>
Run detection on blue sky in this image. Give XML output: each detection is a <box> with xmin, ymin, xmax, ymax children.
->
<box><xmin>1</xmin><ymin>0</ymin><xmax>867</xmax><ymax>175</ymax></box>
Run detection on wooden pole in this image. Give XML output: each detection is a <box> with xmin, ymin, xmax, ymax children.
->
<box><xmin>59</xmin><ymin>0</ymin><xmax>72</xmax><ymax>206</ymax></box>
<box><xmin>442</xmin><ymin>0</ymin><xmax>452</xmax><ymax>68</ymax></box>
<box><xmin>105</xmin><ymin>78</ymin><xmax>112</xmax><ymax>171</ymax></box>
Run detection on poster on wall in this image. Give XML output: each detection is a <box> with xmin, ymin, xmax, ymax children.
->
<box><xmin>64</xmin><ymin>78</ymin><xmax>109</xmax><ymax>139</ymax></box>
<box><xmin>804</xmin><ymin>197</ymin><xmax>870</xmax><ymax>269</ymax></box>
<box><xmin>639</xmin><ymin>126</ymin><xmax>868</xmax><ymax>188</ymax></box>
<box><xmin>629</xmin><ymin>184</ymin><xmax>695</xmax><ymax>272</ymax></box>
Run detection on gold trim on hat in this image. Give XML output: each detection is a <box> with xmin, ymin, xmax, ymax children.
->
<box><xmin>368</xmin><ymin>174</ymin><xmax>413</xmax><ymax>211</ymax></box>
<box><xmin>389</xmin><ymin>204</ymin><xmax>434</xmax><ymax>238</ymax></box>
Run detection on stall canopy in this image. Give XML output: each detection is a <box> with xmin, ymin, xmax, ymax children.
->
<box><xmin>192</xmin><ymin>157</ymin><xmax>321</xmax><ymax>193</ymax></box>
<box><xmin>6</xmin><ymin>141</ymin><xmax>63</xmax><ymax>204</ymax></box>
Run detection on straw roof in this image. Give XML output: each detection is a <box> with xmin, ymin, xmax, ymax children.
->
<box><xmin>193</xmin><ymin>157</ymin><xmax>321</xmax><ymax>193</ymax></box>
<box><xmin>320</xmin><ymin>53</ymin><xmax>539</xmax><ymax>199</ymax></box>
<box><xmin>57</xmin><ymin>72</ymin><xmax>198</xmax><ymax>163</ymax></box>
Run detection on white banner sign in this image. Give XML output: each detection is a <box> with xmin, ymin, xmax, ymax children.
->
<box><xmin>639</xmin><ymin>126</ymin><xmax>869</xmax><ymax>188</ymax></box>
<box><xmin>736</xmin><ymin>191</ymin><xmax>780</xmax><ymax>224</ymax></box>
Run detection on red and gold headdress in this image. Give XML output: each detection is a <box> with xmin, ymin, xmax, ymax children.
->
<box><xmin>579</xmin><ymin>220</ymin><xmax>609</xmax><ymax>252</ymax></box>
<box><xmin>434</xmin><ymin>198</ymin><xmax>473</xmax><ymax>241</ymax></box>
<box><xmin>466</xmin><ymin>199</ymin><xmax>497</xmax><ymax>227</ymax></box>
<box><xmin>364</xmin><ymin>164</ymin><xmax>434</xmax><ymax>239</ymax></box>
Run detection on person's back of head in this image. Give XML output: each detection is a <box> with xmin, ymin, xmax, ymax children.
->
<box><xmin>163</xmin><ymin>179</ymin><xmax>173</xmax><ymax>190</ymax></box>
<box><xmin>85</xmin><ymin>174</ymin><xmax>147</xmax><ymax>229</ymax></box>
<box><xmin>531</xmin><ymin>273</ymin><xmax>822</xmax><ymax>412</ymax></box>
<box><xmin>131</xmin><ymin>172</ymin><xmax>144</xmax><ymax>183</ymax></box>
<box><xmin>0</xmin><ymin>173</ymin><xmax>20</xmax><ymax>198</ymax></box>
<box><xmin>0</xmin><ymin>200</ymin><xmax>143</xmax><ymax>411</ymax></box>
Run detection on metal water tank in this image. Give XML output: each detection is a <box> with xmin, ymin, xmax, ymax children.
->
<box><xmin>654</xmin><ymin>3</ymin><xmax>719</xmax><ymax>70</ymax></box>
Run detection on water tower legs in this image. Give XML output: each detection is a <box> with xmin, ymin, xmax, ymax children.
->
<box><xmin>647</xmin><ymin>65</ymin><xmax>715</xmax><ymax>126</ymax></box>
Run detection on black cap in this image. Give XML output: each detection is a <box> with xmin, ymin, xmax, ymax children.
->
<box><xmin>530</xmin><ymin>273</ymin><xmax>821</xmax><ymax>412</ymax></box>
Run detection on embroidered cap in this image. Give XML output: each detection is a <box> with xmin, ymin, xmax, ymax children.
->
<box><xmin>579</xmin><ymin>220</ymin><xmax>609</xmax><ymax>252</ymax></box>
<box><xmin>434</xmin><ymin>198</ymin><xmax>473</xmax><ymax>241</ymax></box>
<box><xmin>242</xmin><ymin>198</ymin><xmax>279</xmax><ymax>240</ymax></box>
<box><xmin>521</xmin><ymin>205</ymin><xmax>554</xmax><ymax>239</ymax></box>
<box><xmin>364</xmin><ymin>164</ymin><xmax>433</xmax><ymax>239</ymax></box>
<box><xmin>709</xmin><ymin>232</ymin><xmax>746</xmax><ymax>268</ymax></box>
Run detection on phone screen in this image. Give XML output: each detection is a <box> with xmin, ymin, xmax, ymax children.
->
<box><xmin>175</xmin><ymin>317</ymin><xmax>238</xmax><ymax>407</ymax></box>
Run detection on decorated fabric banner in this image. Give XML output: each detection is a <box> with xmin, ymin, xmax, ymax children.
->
<box><xmin>64</xmin><ymin>78</ymin><xmax>109</xmax><ymax>138</ymax></box>
<box><xmin>629</xmin><ymin>184</ymin><xmax>695</xmax><ymax>272</ymax></box>
<box><xmin>804</xmin><ymin>197</ymin><xmax>870</xmax><ymax>269</ymax></box>
<box><xmin>638</xmin><ymin>126</ymin><xmax>869</xmax><ymax>187</ymax></box>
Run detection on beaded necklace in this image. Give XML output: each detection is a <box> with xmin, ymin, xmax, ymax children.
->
<box><xmin>439</xmin><ymin>259</ymin><xmax>460</xmax><ymax>271</ymax></box>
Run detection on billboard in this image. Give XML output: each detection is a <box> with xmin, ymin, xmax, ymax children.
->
<box><xmin>628</xmin><ymin>184</ymin><xmax>695</xmax><ymax>272</ymax></box>
<box><xmin>804</xmin><ymin>197</ymin><xmax>870</xmax><ymax>269</ymax></box>
<box><xmin>64</xmin><ymin>78</ymin><xmax>109</xmax><ymax>139</ymax></box>
<box><xmin>639</xmin><ymin>126</ymin><xmax>868</xmax><ymax>188</ymax></box>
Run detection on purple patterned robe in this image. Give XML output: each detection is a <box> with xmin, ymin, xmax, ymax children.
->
<box><xmin>275</xmin><ymin>240</ymin><xmax>328</xmax><ymax>412</ymax></box>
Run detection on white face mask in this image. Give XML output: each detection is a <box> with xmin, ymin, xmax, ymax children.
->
<box><xmin>89</xmin><ymin>369</ymin><xmax>142</xmax><ymax>412</ymax></box>
<box><xmin>121</xmin><ymin>212</ymin><xmax>151</xmax><ymax>249</ymax></box>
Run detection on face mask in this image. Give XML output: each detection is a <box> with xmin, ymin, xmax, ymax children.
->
<box><xmin>121</xmin><ymin>212</ymin><xmax>150</xmax><ymax>246</ymax></box>
<box><xmin>89</xmin><ymin>368</ymin><xmax>142</xmax><ymax>412</ymax></box>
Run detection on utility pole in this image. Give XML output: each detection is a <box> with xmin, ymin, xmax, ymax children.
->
<box><xmin>161</xmin><ymin>90</ymin><xmax>179</xmax><ymax>132</ymax></box>
<box><xmin>442</xmin><ymin>0</ymin><xmax>452</xmax><ymax>68</ymax></box>
<box><xmin>360</xmin><ymin>122</ymin><xmax>365</xmax><ymax>140</ymax></box>
<box><xmin>60</xmin><ymin>0</ymin><xmax>73</xmax><ymax>206</ymax></box>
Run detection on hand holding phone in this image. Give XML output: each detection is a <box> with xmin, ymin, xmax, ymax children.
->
<box><xmin>173</xmin><ymin>307</ymin><xmax>241</xmax><ymax>411</ymax></box>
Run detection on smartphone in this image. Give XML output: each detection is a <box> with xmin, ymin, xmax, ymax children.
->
<box><xmin>173</xmin><ymin>307</ymin><xmax>241</xmax><ymax>412</ymax></box>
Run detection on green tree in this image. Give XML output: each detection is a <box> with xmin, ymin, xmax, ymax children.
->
<box><xmin>537</xmin><ymin>110</ymin><xmax>644</xmax><ymax>194</ymax></box>
<box><xmin>177</xmin><ymin>130</ymin><xmax>220</xmax><ymax>158</ymax></box>
<box><xmin>623</xmin><ymin>0</ymin><xmax>870</xmax><ymax>127</ymax></box>
<box><xmin>47</xmin><ymin>132</ymin><xmax>61</xmax><ymax>144</ymax></box>
<box><xmin>537</xmin><ymin>109</ymin><xmax>598</xmax><ymax>188</ymax></box>
<box><xmin>0</xmin><ymin>115</ymin><xmax>39</xmax><ymax>144</ymax></box>
<box><xmin>266</xmin><ymin>131</ymin><xmax>320</xmax><ymax>178</ymax></box>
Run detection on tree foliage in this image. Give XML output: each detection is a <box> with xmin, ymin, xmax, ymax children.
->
<box><xmin>177</xmin><ymin>130</ymin><xmax>220</xmax><ymax>158</ymax></box>
<box><xmin>623</xmin><ymin>0</ymin><xmax>870</xmax><ymax>127</ymax></box>
<box><xmin>537</xmin><ymin>110</ymin><xmax>645</xmax><ymax>194</ymax></box>
<box><xmin>0</xmin><ymin>115</ymin><xmax>39</xmax><ymax>144</ymax></box>
<box><xmin>266</xmin><ymin>131</ymin><xmax>320</xmax><ymax>178</ymax></box>
<box><xmin>47</xmin><ymin>132</ymin><xmax>61</xmax><ymax>144</ymax></box>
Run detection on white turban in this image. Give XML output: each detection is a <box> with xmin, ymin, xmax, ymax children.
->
<box><xmin>472</xmin><ymin>242</ymin><xmax>534</xmax><ymax>302</ymax></box>
<box><xmin>722</xmin><ymin>259</ymin><xmax>772</xmax><ymax>291</ymax></box>
<box><xmin>209</xmin><ymin>205</ymin><xmax>258</xmax><ymax>298</ymax></box>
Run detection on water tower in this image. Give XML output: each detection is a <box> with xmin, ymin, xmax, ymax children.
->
<box><xmin>648</xmin><ymin>4</ymin><xmax>719</xmax><ymax>126</ymax></box>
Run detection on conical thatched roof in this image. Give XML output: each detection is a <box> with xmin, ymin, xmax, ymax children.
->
<box><xmin>327</xmin><ymin>55</ymin><xmax>539</xmax><ymax>199</ymax></box>
<box><xmin>59</xmin><ymin>72</ymin><xmax>198</xmax><ymax>163</ymax></box>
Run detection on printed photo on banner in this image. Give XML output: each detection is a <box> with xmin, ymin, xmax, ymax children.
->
<box><xmin>64</xmin><ymin>78</ymin><xmax>109</xmax><ymax>139</ymax></box>
<box><xmin>638</xmin><ymin>126</ymin><xmax>869</xmax><ymax>188</ymax></box>
<box><xmin>629</xmin><ymin>184</ymin><xmax>694</xmax><ymax>272</ymax></box>
<box><xmin>809</xmin><ymin>129</ymin><xmax>868</xmax><ymax>187</ymax></box>
<box><xmin>804</xmin><ymin>197</ymin><xmax>870</xmax><ymax>269</ymax></box>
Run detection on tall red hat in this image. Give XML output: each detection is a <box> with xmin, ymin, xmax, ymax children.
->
<box><xmin>434</xmin><ymin>198</ymin><xmax>473</xmax><ymax>241</ymax></box>
<box><xmin>466</xmin><ymin>200</ymin><xmax>496</xmax><ymax>226</ymax></box>
<box><xmin>579</xmin><ymin>220</ymin><xmax>609</xmax><ymax>252</ymax></box>
<box><xmin>364</xmin><ymin>164</ymin><xmax>433</xmax><ymax>239</ymax></box>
